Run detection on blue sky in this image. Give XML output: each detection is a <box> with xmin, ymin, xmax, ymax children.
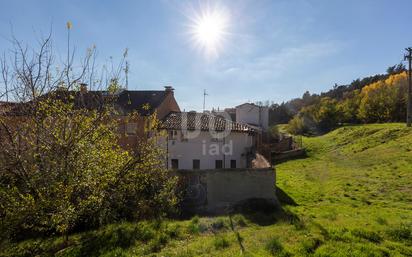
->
<box><xmin>1</xmin><ymin>0</ymin><xmax>412</xmax><ymax>110</ymax></box>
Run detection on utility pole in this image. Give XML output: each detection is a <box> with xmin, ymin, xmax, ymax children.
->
<box><xmin>203</xmin><ymin>89</ymin><xmax>208</xmax><ymax>112</ymax></box>
<box><xmin>404</xmin><ymin>48</ymin><xmax>412</xmax><ymax>127</ymax></box>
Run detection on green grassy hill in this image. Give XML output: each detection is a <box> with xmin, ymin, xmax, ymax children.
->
<box><xmin>275</xmin><ymin>123</ymin><xmax>412</xmax><ymax>256</ymax></box>
<box><xmin>1</xmin><ymin>124</ymin><xmax>411</xmax><ymax>257</ymax></box>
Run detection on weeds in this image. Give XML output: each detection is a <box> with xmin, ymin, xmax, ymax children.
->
<box><xmin>386</xmin><ymin>223</ymin><xmax>412</xmax><ymax>242</ymax></box>
<box><xmin>299</xmin><ymin>237</ymin><xmax>323</xmax><ymax>254</ymax></box>
<box><xmin>265</xmin><ymin>237</ymin><xmax>290</xmax><ymax>257</ymax></box>
<box><xmin>213</xmin><ymin>236</ymin><xmax>230</xmax><ymax>250</ymax></box>
<box><xmin>351</xmin><ymin>229</ymin><xmax>382</xmax><ymax>243</ymax></box>
<box><xmin>211</xmin><ymin>218</ymin><xmax>227</xmax><ymax>231</ymax></box>
<box><xmin>232</xmin><ymin>214</ymin><xmax>247</xmax><ymax>227</ymax></box>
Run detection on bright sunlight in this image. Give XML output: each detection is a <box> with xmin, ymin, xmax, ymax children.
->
<box><xmin>189</xmin><ymin>5</ymin><xmax>229</xmax><ymax>58</ymax></box>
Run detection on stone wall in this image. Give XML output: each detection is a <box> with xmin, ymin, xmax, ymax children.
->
<box><xmin>272</xmin><ymin>149</ymin><xmax>306</xmax><ymax>163</ymax></box>
<box><xmin>176</xmin><ymin>168</ymin><xmax>276</xmax><ymax>214</ymax></box>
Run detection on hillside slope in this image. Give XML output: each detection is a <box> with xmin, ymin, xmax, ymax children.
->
<box><xmin>1</xmin><ymin>124</ymin><xmax>411</xmax><ymax>257</ymax></box>
<box><xmin>276</xmin><ymin>123</ymin><xmax>412</xmax><ymax>255</ymax></box>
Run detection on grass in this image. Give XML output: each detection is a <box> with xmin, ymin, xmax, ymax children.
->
<box><xmin>1</xmin><ymin>123</ymin><xmax>412</xmax><ymax>256</ymax></box>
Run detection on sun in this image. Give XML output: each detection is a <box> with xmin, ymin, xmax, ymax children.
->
<box><xmin>189</xmin><ymin>5</ymin><xmax>229</xmax><ymax>57</ymax></box>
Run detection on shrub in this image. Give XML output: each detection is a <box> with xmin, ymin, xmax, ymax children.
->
<box><xmin>300</xmin><ymin>237</ymin><xmax>323</xmax><ymax>254</ymax></box>
<box><xmin>165</xmin><ymin>224</ymin><xmax>181</xmax><ymax>239</ymax></box>
<box><xmin>187</xmin><ymin>217</ymin><xmax>206</xmax><ymax>235</ymax></box>
<box><xmin>147</xmin><ymin>233</ymin><xmax>169</xmax><ymax>253</ymax></box>
<box><xmin>213</xmin><ymin>236</ymin><xmax>230</xmax><ymax>250</ymax></box>
<box><xmin>191</xmin><ymin>216</ymin><xmax>200</xmax><ymax>224</ymax></box>
<box><xmin>265</xmin><ymin>237</ymin><xmax>290</xmax><ymax>257</ymax></box>
<box><xmin>269</xmin><ymin>125</ymin><xmax>281</xmax><ymax>142</ymax></box>
<box><xmin>232</xmin><ymin>214</ymin><xmax>247</xmax><ymax>227</ymax></box>
<box><xmin>211</xmin><ymin>218</ymin><xmax>227</xmax><ymax>231</ymax></box>
<box><xmin>287</xmin><ymin>116</ymin><xmax>307</xmax><ymax>135</ymax></box>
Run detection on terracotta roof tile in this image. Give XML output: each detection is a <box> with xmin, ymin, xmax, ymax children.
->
<box><xmin>161</xmin><ymin>112</ymin><xmax>256</xmax><ymax>133</ymax></box>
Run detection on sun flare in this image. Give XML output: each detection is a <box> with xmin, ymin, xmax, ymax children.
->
<box><xmin>189</xmin><ymin>5</ymin><xmax>229</xmax><ymax>57</ymax></box>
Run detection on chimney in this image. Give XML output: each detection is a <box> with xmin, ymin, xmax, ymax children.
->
<box><xmin>80</xmin><ymin>83</ymin><xmax>88</xmax><ymax>93</ymax></box>
<box><xmin>164</xmin><ymin>86</ymin><xmax>174</xmax><ymax>95</ymax></box>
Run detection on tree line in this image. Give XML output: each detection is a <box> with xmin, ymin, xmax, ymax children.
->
<box><xmin>268</xmin><ymin>63</ymin><xmax>408</xmax><ymax>134</ymax></box>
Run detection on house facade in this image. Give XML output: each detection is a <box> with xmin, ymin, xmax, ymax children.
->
<box><xmin>161</xmin><ymin>112</ymin><xmax>257</xmax><ymax>170</ymax></box>
<box><xmin>0</xmin><ymin>86</ymin><xmax>181</xmax><ymax>151</ymax></box>
<box><xmin>114</xmin><ymin>86</ymin><xmax>180</xmax><ymax>149</ymax></box>
<box><xmin>235</xmin><ymin>103</ymin><xmax>269</xmax><ymax>131</ymax></box>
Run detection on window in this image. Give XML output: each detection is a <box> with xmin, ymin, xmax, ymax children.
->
<box><xmin>230</xmin><ymin>160</ymin><xmax>236</xmax><ymax>169</ymax></box>
<box><xmin>169</xmin><ymin>130</ymin><xmax>178</xmax><ymax>140</ymax></box>
<box><xmin>215</xmin><ymin>160</ymin><xmax>223</xmax><ymax>169</ymax></box>
<box><xmin>126</xmin><ymin>122</ymin><xmax>137</xmax><ymax>135</ymax></box>
<box><xmin>171</xmin><ymin>159</ymin><xmax>179</xmax><ymax>170</ymax></box>
<box><xmin>193</xmin><ymin>159</ymin><xmax>200</xmax><ymax>170</ymax></box>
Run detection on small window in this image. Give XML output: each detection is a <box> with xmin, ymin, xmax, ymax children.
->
<box><xmin>126</xmin><ymin>122</ymin><xmax>137</xmax><ymax>135</ymax></box>
<box><xmin>169</xmin><ymin>130</ymin><xmax>178</xmax><ymax>140</ymax></box>
<box><xmin>215</xmin><ymin>160</ymin><xmax>223</xmax><ymax>169</ymax></box>
<box><xmin>193</xmin><ymin>159</ymin><xmax>200</xmax><ymax>170</ymax></box>
<box><xmin>230</xmin><ymin>160</ymin><xmax>236</xmax><ymax>169</ymax></box>
<box><xmin>171</xmin><ymin>159</ymin><xmax>179</xmax><ymax>170</ymax></box>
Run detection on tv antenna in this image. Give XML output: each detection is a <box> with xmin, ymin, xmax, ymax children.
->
<box><xmin>124</xmin><ymin>61</ymin><xmax>129</xmax><ymax>90</ymax></box>
<box><xmin>203</xmin><ymin>89</ymin><xmax>208</xmax><ymax>112</ymax></box>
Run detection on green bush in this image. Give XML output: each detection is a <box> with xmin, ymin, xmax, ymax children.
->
<box><xmin>211</xmin><ymin>218</ymin><xmax>227</xmax><ymax>231</ymax></box>
<box><xmin>287</xmin><ymin>116</ymin><xmax>307</xmax><ymax>135</ymax></box>
<box><xmin>147</xmin><ymin>233</ymin><xmax>169</xmax><ymax>253</ymax></box>
<box><xmin>300</xmin><ymin>237</ymin><xmax>323</xmax><ymax>254</ymax></box>
<box><xmin>232</xmin><ymin>214</ymin><xmax>247</xmax><ymax>227</ymax></box>
<box><xmin>265</xmin><ymin>237</ymin><xmax>290</xmax><ymax>257</ymax></box>
<box><xmin>187</xmin><ymin>217</ymin><xmax>206</xmax><ymax>235</ymax></box>
<box><xmin>0</xmin><ymin>102</ymin><xmax>179</xmax><ymax>241</ymax></box>
<box><xmin>213</xmin><ymin>236</ymin><xmax>230</xmax><ymax>250</ymax></box>
<box><xmin>165</xmin><ymin>224</ymin><xmax>181</xmax><ymax>239</ymax></box>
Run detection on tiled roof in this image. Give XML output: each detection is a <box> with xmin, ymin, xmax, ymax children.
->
<box><xmin>161</xmin><ymin>112</ymin><xmax>256</xmax><ymax>133</ymax></box>
<box><xmin>116</xmin><ymin>90</ymin><xmax>168</xmax><ymax>115</ymax></box>
<box><xmin>1</xmin><ymin>89</ymin><xmax>170</xmax><ymax>116</ymax></box>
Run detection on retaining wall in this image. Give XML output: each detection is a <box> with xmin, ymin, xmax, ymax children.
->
<box><xmin>176</xmin><ymin>168</ymin><xmax>276</xmax><ymax>214</ymax></box>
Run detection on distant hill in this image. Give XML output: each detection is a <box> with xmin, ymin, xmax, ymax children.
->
<box><xmin>269</xmin><ymin>63</ymin><xmax>406</xmax><ymax>127</ymax></box>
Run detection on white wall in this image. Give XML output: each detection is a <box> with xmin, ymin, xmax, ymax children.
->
<box><xmin>236</xmin><ymin>104</ymin><xmax>269</xmax><ymax>131</ymax></box>
<box><xmin>165</xmin><ymin>130</ymin><xmax>255</xmax><ymax>170</ymax></box>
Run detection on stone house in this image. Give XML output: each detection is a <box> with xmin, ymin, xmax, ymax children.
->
<box><xmin>161</xmin><ymin>111</ymin><xmax>258</xmax><ymax>170</ymax></box>
<box><xmin>0</xmin><ymin>86</ymin><xmax>180</xmax><ymax>151</ymax></box>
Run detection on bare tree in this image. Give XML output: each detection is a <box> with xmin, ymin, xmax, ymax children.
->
<box><xmin>0</xmin><ymin>26</ymin><xmax>178</xmax><ymax>243</ymax></box>
<box><xmin>0</xmin><ymin>26</ymin><xmax>128</xmax><ymax>240</ymax></box>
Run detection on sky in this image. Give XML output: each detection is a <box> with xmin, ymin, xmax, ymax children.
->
<box><xmin>1</xmin><ymin>0</ymin><xmax>412</xmax><ymax>111</ymax></box>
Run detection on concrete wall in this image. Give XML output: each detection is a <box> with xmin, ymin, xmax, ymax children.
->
<box><xmin>236</xmin><ymin>103</ymin><xmax>269</xmax><ymax>131</ymax></box>
<box><xmin>165</xmin><ymin>130</ymin><xmax>255</xmax><ymax>170</ymax></box>
<box><xmin>177</xmin><ymin>168</ymin><xmax>276</xmax><ymax>214</ymax></box>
